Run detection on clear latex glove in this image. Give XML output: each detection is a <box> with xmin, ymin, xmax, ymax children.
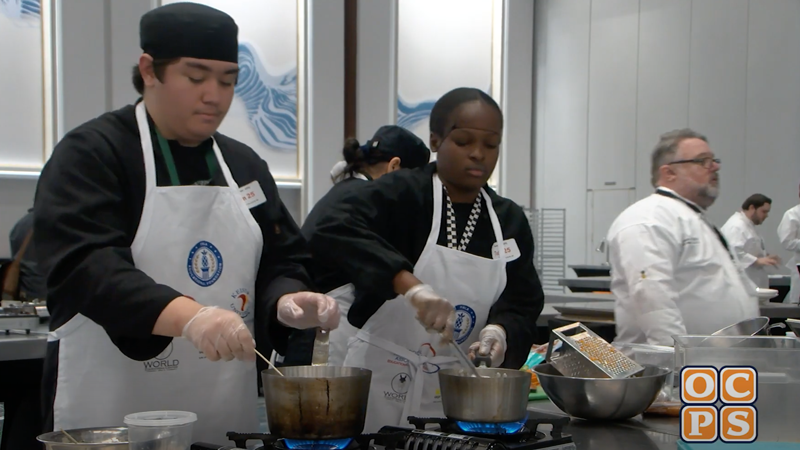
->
<box><xmin>276</xmin><ymin>291</ymin><xmax>340</xmax><ymax>330</ymax></box>
<box><xmin>181</xmin><ymin>306</ymin><xmax>255</xmax><ymax>362</ymax></box>
<box><xmin>467</xmin><ymin>324</ymin><xmax>507</xmax><ymax>368</ymax></box>
<box><xmin>404</xmin><ymin>284</ymin><xmax>456</xmax><ymax>340</ymax></box>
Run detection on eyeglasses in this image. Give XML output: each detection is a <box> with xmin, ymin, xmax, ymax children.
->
<box><xmin>667</xmin><ymin>157</ymin><xmax>720</xmax><ymax>169</ymax></box>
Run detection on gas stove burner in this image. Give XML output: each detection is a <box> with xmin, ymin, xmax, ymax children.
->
<box><xmin>455</xmin><ymin>419</ymin><xmax>526</xmax><ymax>435</ymax></box>
<box><xmin>283</xmin><ymin>438</ymin><xmax>353</xmax><ymax>450</ymax></box>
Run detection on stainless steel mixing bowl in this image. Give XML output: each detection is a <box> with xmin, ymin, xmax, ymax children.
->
<box><xmin>533</xmin><ymin>363</ymin><xmax>670</xmax><ymax>421</ymax></box>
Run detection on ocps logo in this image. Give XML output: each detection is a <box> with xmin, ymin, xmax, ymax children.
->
<box><xmin>680</xmin><ymin>366</ymin><xmax>757</xmax><ymax>443</ymax></box>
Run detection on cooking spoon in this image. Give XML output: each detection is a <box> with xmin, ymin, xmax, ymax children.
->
<box><xmin>449</xmin><ymin>340</ymin><xmax>486</xmax><ymax>378</ymax></box>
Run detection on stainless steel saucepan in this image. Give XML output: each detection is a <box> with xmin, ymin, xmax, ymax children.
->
<box><xmin>438</xmin><ymin>355</ymin><xmax>531</xmax><ymax>423</ymax></box>
<box><xmin>262</xmin><ymin>366</ymin><xmax>372</xmax><ymax>439</ymax></box>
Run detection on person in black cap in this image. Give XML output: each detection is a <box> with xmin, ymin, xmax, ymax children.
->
<box><xmin>282</xmin><ymin>125</ymin><xmax>431</xmax><ymax>366</ymax></box>
<box><xmin>34</xmin><ymin>2</ymin><xmax>338</xmax><ymax>441</ymax></box>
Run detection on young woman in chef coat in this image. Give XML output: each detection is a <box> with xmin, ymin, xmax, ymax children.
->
<box><xmin>283</xmin><ymin>125</ymin><xmax>431</xmax><ymax>366</ymax></box>
<box><xmin>307</xmin><ymin>87</ymin><xmax>545</xmax><ymax>432</ymax></box>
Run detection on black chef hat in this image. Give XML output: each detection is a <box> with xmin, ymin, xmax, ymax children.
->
<box><xmin>363</xmin><ymin>125</ymin><xmax>431</xmax><ymax>169</ymax></box>
<box><xmin>140</xmin><ymin>2</ymin><xmax>238</xmax><ymax>63</ymax></box>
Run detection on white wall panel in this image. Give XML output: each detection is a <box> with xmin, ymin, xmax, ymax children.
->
<box><xmin>745</xmin><ymin>0</ymin><xmax>800</xmax><ymax>262</ymax></box>
<box><xmin>0</xmin><ymin>0</ymin><xmax>46</xmax><ymax>168</ymax></box>
<box><xmin>586</xmin><ymin>189</ymin><xmax>636</xmax><ymax>265</ymax></box>
<box><xmin>534</xmin><ymin>0</ymin><xmax>591</xmax><ymax>266</ymax></box>
<box><xmin>501</xmin><ymin>0</ymin><xmax>534</xmax><ymax>207</ymax></box>
<box><xmin>396</xmin><ymin>0</ymin><xmax>493</xmax><ymax>145</ymax></box>
<box><xmin>635</xmin><ymin>0</ymin><xmax>691</xmax><ymax>199</ymax></box>
<box><xmin>59</xmin><ymin>0</ymin><xmax>107</xmax><ymax>136</ymax></box>
<box><xmin>688</xmin><ymin>0</ymin><xmax>749</xmax><ymax>227</ymax></box>
<box><xmin>586</xmin><ymin>0</ymin><xmax>639</xmax><ymax>191</ymax></box>
<box><xmin>355</xmin><ymin>0</ymin><xmax>396</xmax><ymax>143</ymax></box>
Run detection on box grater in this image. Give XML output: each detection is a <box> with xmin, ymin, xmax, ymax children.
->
<box><xmin>545</xmin><ymin>322</ymin><xmax>645</xmax><ymax>379</ymax></box>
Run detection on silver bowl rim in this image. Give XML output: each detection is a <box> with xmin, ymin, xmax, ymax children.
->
<box><xmin>262</xmin><ymin>366</ymin><xmax>373</xmax><ymax>379</ymax></box>
<box><xmin>438</xmin><ymin>367</ymin><xmax>532</xmax><ymax>377</ymax></box>
<box><xmin>37</xmin><ymin>426</ymin><xmax>129</xmax><ymax>445</ymax></box>
<box><xmin>532</xmin><ymin>363</ymin><xmax>672</xmax><ymax>380</ymax></box>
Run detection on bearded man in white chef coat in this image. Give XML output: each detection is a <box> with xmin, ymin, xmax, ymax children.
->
<box><xmin>721</xmin><ymin>194</ymin><xmax>781</xmax><ymax>289</ymax></box>
<box><xmin>607</xmin><ymin>128</ymin><xmax>759</xmax><ymax>346</ymax></box>
<box><xmin>778</xmin><ymin>181</ymin><xmax>800</xmax><ymax>304</ymax></box>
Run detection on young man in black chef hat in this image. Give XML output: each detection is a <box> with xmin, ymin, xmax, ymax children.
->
<box><xmin>35</xmin><ymin>3</ymin><xmax>338</xmax><ymax>443</ymax></box>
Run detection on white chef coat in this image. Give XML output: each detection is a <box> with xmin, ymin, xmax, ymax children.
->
<box><xmin>720</xmin><ymin>211</ymin><xmax>770</xmax><ymax>288</ymax></box>
<box><xmin>608</xmin><ymin>188</ymin><xmax>759</xmax><ymax>346</ymax></box>
<box><xmin>777</xmin><ymin>204</ymin><xmax>800</xmax><ymax>304</ymax></box>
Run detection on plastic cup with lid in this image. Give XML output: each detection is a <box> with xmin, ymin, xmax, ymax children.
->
<box><xmin>123</xmin><ymin>410</ymin><xmax>197</xmax><ymax>450</ymax></box>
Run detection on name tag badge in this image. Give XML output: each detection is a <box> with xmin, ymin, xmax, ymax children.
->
<box><xmin>492</xmin><ymin>238</ymin><xmax>521</xmax><ymax>262</ymax></box>
<box><xmin>239</xmin><ymin>181</ymin><xmax>267</xmax><ymax>208</ymax></box>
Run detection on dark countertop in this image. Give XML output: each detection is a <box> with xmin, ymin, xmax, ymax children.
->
<box><xmin>528</xmin><ymin>399</ymin><xmax>679</xmax><ymax>449</ymax></box>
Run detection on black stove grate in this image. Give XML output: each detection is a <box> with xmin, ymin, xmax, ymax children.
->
<box><xmin>224</xmin><ymin>430</ymin><xmax>410</xmax><ymax>450</ymax></box>
<box><xmin>407</xmin><ymin>414</ymin><xmax>569</xmax><ymax>442</ymax></box>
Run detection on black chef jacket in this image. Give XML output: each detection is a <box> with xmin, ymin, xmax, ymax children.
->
<box><xmin>283</xmin><ymin>176</ymin><xmax>373</xmax><ymax>365</ymax></box>
<box><xmin>33</xmin><ymin>101</ymin><xmax>310</xmax><ymax>362</ymax></box>
<box><xmin>307</xmin><ymin>163</ymin><xmax>544</xmax><ymax>369</ymax></box>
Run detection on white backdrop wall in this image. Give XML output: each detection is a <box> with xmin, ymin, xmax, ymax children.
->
<box><xmin>355</xmin><ymin>0</ymin><xmax>534</xmax><ymax>208</ymax></box>
<box><xmin>534</xmin><ymin>0</ymin><xmax>800</xmax><ymax>269</ymax></box>
<box><xmin>0</xmin><ymin>0</ymin><xmax>307</xmax><ymax>257</ymax></box>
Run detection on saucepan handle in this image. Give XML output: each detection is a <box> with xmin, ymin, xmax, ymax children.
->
<box><xmin>768</xmin><ymin>322</ymin><xmax>787</xmax><ymax>333</ymax></box>
<box><xmin>473</xmin><ymin>355</ymin><xmax>492</xmax><ymax>368</ymax></box>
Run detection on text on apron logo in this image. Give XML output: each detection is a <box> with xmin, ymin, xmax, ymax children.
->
<box><xmin>143</xmin><ymin>342</ymin><xmax>180</xmax><ymax>372</ymax></box>
<box><xmin>230</xmin><ymin>287</ymin><xmax>252</xmax><ymax>318</ymax></box>
<box><xmin>453</xmin><ymin>304</ymin><xmax>477</xmax><ymax>345</ymax></box>
<box><xmin>187</xmin><ymin>241</ymin><xmax>224</xmax><ymax>287</ymax></box>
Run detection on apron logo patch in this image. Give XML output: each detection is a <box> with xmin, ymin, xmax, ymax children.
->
<box><xmin>230</xmin><ymin>288</ymin><xmax>252</xmax><ymax>318</ymax></box>
<box><xmin>143</xmin><ymin>342</ymin><xmax>180</xmax><ymax>372</ymax></box>
<box><xmin>385</xmin><ymin>372</ymin><xmax>410</xmax><ymax>402</ymax></box>
<box><xmin>453</xmin><ymin>305</ymin><xmax>477</xmax><ymax>345</ymax></box>
<box><xmin>416</xmin><ymin>343</ymin><xmax>441</xmax><ymax>374</ymax></box>
<box><xmin>187</xmin><ymin>241</ymin><xmax>223</xmax><ymax>287</ymax></box>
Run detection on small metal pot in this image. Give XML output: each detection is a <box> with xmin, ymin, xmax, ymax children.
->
<box><xmin>37</xmin><ymin>427</ymin><xmax>128</xmax><ymax>450</ymax></box>
<box><xmin>438</xmin><ymin>356</ymin><xmax>531</xmax><ymax>423</ymax></box>
<box><xmin>262</xmin><ymin>366</ymin><xmax>372</xmax><ymax>439</ymax></box>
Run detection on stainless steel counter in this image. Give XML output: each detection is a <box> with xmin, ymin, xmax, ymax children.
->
<box><xmin>0</xmin><ymin>324</ymin><xmax>48</xmax><ymax>362</ymax></box>
<box><xmin>558</xmin><ymin>274</ymin><xmax>791</xmax><ymax>291</ymax></box>
<box><xmin>539</xmin><ymin>294</ymin><xmax>800</xmax><ymax>326</ymax></box>
<box><xmin>528</xmin><ymin>399</ymin><xmax>678</xmax><ymax>449</ymax></box>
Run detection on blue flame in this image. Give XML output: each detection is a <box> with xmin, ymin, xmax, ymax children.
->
<box><xmin>456</xmin><ymin>419</ymin><xmax>526</xmax><ymax>435</ymax></box>
<box><xmin>283</xmin><ymin>438</ymin><xmax>353</xmax><ymax>450</ymax></box>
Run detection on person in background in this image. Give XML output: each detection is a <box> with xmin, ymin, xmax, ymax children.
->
<box><xmin>283</xmin><ymin>125</ymin><xmax>431</xmax><ymax>366</ymax></box>
<box><xmin>33</xmin><ymin>3</ymin><xmax>338</xmax><ymax>442</ymax></box>
<box><xmin>607</xmin><ymin>128</ymin><xmax>758</xmax><ymax>346</ymax></box>
<box><xmin>307</xmin><ymin>87</ymin><xmax>544</xmax><ymax>431</ymax></box>
<box><xmin>778</xmin><ymin>181</ymin><xmax>800</xmax><ymax>304</ymax></box>
<box><xmin>8</xmin><ymin>208</ymin><xmax>47</xmax><ymax>300</ymax></box>
<box><xmin>721</xmin><ymin>194</ymin><xmax>781</xmax><ymax>289</ymax></box>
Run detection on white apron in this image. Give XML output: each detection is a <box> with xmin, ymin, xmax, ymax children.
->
<box><xmin>324</xmin><ymin>283</ymin><xmax>359</xmax><ymax>366</ymax></box>
<box><xmin>342</xmin><ymin>175</ymin><xmax>507</xmax><ymax>433</ymax></box>
<box><xmin>48</xmin><ymin>102</ymin><xmax>263</xmax><ymax>444</ymax></box>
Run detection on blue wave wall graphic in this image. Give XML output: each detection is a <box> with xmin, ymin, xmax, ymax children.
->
<box><xmin>397</xmin><ymin>86</ymin><xmax>493</xmax><ymax>132</ymax></box>
<box><xmin>235</xmin><ymin>42</ymin><xmax>297</xmax><ymax>152</ymax></box>
<box><xmin>397</xmin><ymin>97</ymin><xmax>436</xmax><ymax>131</ymax></box>
<box><xmin>0</xmin><ymin>0</ymin><xmax>40</xmax><ymax>23</ymax></box>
